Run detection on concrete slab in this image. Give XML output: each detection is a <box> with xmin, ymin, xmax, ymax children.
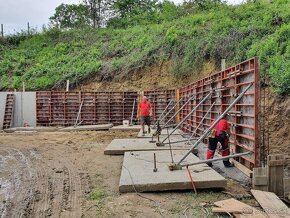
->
<box><xmin>110</xmin><ymin>125</ymin><xmax>142</xmax><ymax>131</ymax></box>
<box><xmin>119</xmin><ymin>150</ymin><xmax>226</xmax><ymax>193</ymax></box>
<box><xmin>104</xmin><ymin>138</ymin><xmax>197</xmax><ymax>155</ymax></box>
<box><xmin>137</xmin><ymin>128</ymin><xmax>183</xmax><ymax>138</ymax></box>
<box><xmin>4</xmin><ymin>126</ymin><xmax>60</xmax><ymax>133</ymax></box>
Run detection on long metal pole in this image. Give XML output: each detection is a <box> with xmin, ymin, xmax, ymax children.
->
<box><xmin>186</xmin><ymin>102</ymin><xmax>216</xmax><ymax>144</ymax></box>
<box><xmin>157</xmin><ymin>97</ymin><xmax>184</xmax><ymax>127</ymax></box>
<box><xmin>180</xmin><ymin>152</ymin><xmax>251</xmax><ymax>167</ymax></box>
<box><xmin>74</xmin><ymin>100</ymin><xmax>84</xmax><ymax>127</ymax></box>
<box><xmin>157</xmin><ymin>92</ymin><xmax>212</xmax><ymax>145</ymax></box>
<box><xmin>153</xmin><ymin>99</ymin><xmax>173</xmax><ymax>128</ymax></box>
<box><xmin>130</xmin><ymin>99</ymin><xmax>136</xmax><ymax>125</ymax></box>
<box><xmin>176</xmin><ymin>83</ymin><xmax>253</xmax><ymax>165</ymax></box>
<box><xmin>162</xmin><ymin>95</ymin><xmax>195</xmax><ymax>128</ymax></box>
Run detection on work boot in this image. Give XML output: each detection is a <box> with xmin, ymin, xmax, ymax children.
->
<box><xmin>223</xmin><ymin>160</ymin><xmax>234</xmax><ymax>168</ymax></box>
<box><xmin>206</xmin><ymin>149</ymin><xmax>215</xmax><ymax>160</ymax></box>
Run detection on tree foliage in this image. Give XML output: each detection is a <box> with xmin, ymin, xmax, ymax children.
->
<box><xmin>49</xmin><ymin>4</ymin><xmax>91</xmax><ymax>28</ymax></box>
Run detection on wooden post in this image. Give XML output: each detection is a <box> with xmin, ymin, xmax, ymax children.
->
<box><xmin>66</xmin><ymin>80</ymin><xmax>70</xmax><ymax>92</ymax></box>
<box><xmin>268</xmin><ymin>154</ymin><xmax>285</xmax><ymax>197</ymax></box>
<box><xmin>22</xmin><ymin>82</ymin><xmax>25</xmax><ymax>92</ymax></box>
<box><xmin>1</xmin><ymin>24</ymin><xmax>3</xmax><ymax>37</ymax></box>
<box><xmin>252</xmin><ymin>167</ymin><xmax>268</xmax><ymax>191</ymax></box>
<box><xmin>221</xmin><ymin>59</ymin><xmax>226</xmax><ymax>71</ymax></box>
<box><xmin>27</xmin><ymin>22</ymin><xmax>30</xmax><ymax>35</ymax></box>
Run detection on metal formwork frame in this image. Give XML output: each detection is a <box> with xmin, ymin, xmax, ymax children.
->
<box><xmin>179</xmin><ymin>57</ymin><xmax>260</xmax><ymax>170</ymax></box>
<box><xmin>143</xmin><ymin>89</ymin><xmax>176</xmax><ymax>124</ymax></box>
<box><xmin>36</xmin><ymin>91</ymin><xmax>138</xmax><ymax>126</ymax></box>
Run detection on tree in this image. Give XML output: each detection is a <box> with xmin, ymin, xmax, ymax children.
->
<box><xmin>82</xmin><ymin>0</ymin><xmax>112</xmax><ymax>28</ymax></box>
<box><xmin>107</xmin><ymin>0</ymin><xmax>160</xmax><ymax>28</ymax></box>
<box><xmin>49</xmin><ymin>4</ymin><xmax>91</xmax><ymax>28</ymax></box>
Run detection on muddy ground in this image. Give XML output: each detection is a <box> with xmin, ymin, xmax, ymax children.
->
<box><xmin>0</xmin><ymin>130</ymin><xmax>255</xmax><ymax>218</ymax></box>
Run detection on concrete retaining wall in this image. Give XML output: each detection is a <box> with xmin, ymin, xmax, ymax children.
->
<box><xmin>0</xmin><ymin>92</ymin><xmax>36</xmax><ymax>129</ymax></box>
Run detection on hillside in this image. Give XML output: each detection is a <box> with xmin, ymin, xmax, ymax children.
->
<box><xmin>0</xmin><ymin>0</ymin><xmax>289</xmax><ymax>95</ymax></box>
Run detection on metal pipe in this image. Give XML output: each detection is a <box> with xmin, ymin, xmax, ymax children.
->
<box><xmin>157</xmin><ymin>92</ymin><xmax>212</xmax><ymax>146</ymax></box>
<box><xmin>130</xmin><ymin>99</ymin><xmax>136</xmax><ymax>125</ymax></box>
<box><xmin>74</xmin><ymin>100</ymin><xmax>84</xmax><ymax>127</ymax></box>
<box><xmin>162</xmin><ymin>138</ymin><xmax>196</xmax><ymax>145</ymax></box>
<box><xmin>153</xmin><ymin>99</ymin><xmax>173</xmax><ymax>128</ymax></box>
<box><xmin>180</xmin><ymin>152</ymin><xmax>251</xmax><ymax>167</ymax></box>
<box><xmin>186</xmin><ymin>102</ymin><xmax>216</xmax><ymax>144</ymax></box>
<box><xmin>158</xmin><ymin>97</ymin><xmax>184</xmax><ymax>127</ymax></box>
<box><xmin>153</xmin><ymin>153</ymin><xmax>157</xmax><ymax>172</ymax></box>
<box><xmin>176</xmin><ymin>83</ymin><xmax>253</xmax><ymax>165</ymax></box>
<box><xmin>162</xmin><ymin>95</ymin><xmax>195</xmax><ymax>128</ymax></box>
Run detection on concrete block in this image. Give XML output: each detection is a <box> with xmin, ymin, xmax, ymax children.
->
<box><xmin>60</xmin><ymin>124</ymin><xmax>113</xmax><ymax>132</ymax></box>
<box><xmin>104</xmin><ymin>138</ymin><xmax>196</xmax><ymax>155</ymax></box>
<box><xmin>119</xmin><ymin>150</ymin><xmax>226</xmax><ymax>193</ymax></box>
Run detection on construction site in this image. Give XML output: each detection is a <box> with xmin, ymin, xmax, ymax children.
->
<box><xmin>0</xmin><ymin>57</ymin><xmax>290</xmax><ymax>217</ymax></box>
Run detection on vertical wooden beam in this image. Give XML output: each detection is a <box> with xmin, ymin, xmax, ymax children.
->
<box><xmin>1</xmin><ymin>24</ymin><xmax>4</xmax><ymax>37</ymax></box>
<box><xmin>221</xmin><ymin>59</ymin><xmax>226</xmax><ymax>71</ymax></box>
<box><xmin>22</xmin><ymin>82</ymin><xmax>25</xmax><ymax>92</ymax></box>
<box><xmin>252</xmin><ymin>167</ymin><xmax>268</xmax><ymax>191</ymax></box>
<box><xmin>27</xmin><ymin>22</ymin><xmax>30</xmax><ymax>35</ymax></box>
<box><xmin>268</xmin><ymin>154</ymin><xmax>285</xmax><ymax>197</ymax></box>
<box><xmin>66</xmin><ymin>80</ymin><xmax>70</xmax><ymax>92</ymax></box>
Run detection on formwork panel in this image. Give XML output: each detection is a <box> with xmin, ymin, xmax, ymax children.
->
<box><xmin>36</xmin><ymin>91</ymin><xmax>138</xmax><ymax>126</ymax></box>
<box><xmin>143</xmin><ymin>89</ymin><xmax>176</xmax><ymax>125</ymax></box>
<box><xmin>179</xmin><ymin>58</ymin><xmax>259</xmax><ymax>170</ymax></box>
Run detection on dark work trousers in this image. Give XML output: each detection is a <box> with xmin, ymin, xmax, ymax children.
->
<box><xmin>206</xmin><ymin>133</ymin><xmax>230</xmax><ymax>162</ymax></box>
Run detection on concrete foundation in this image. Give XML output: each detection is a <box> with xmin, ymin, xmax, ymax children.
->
<box><xmin>104</xmin><ymin>138</ymin><xmax>196</xmax><ymax>155</ymax></box>
<box><xmin>119</xmin><ymin>150</ymin><xmax>226</xmax><ymax>193</ymax></box>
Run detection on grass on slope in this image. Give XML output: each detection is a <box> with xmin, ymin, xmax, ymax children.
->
<box><xmin>0</xmin><ymin>0</ymin><xmax>289</xmax><ymax>95</ymax></box>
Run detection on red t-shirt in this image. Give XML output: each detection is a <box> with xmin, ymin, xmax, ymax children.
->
<box><xmin>210</xmin><ymin>119</ymin><xmax>229</xmax><ymax>136</ymax></box>
<box><xmin>139</xmin><ymin>101</ymin><xmax>151</xmax><ymax>117</ymax></box>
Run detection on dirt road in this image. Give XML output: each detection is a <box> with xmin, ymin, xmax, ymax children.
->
<box><xmin>0</xmin><ymin>131</ymin><xmax>249</xmax><ymax>218</ymax></box>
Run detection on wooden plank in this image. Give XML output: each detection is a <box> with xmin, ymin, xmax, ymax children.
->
<box><xmin>268</xmin><ymin>155</ymin><xmax>285</xmax><ymax>197</ymax></box>
<box><xmin>284</xmin><ymin>178</ymin><xmax>290</xmax><ymax>200</ymax></box>
<box><xmin>213</xmin><ymin>198</ymin><xmax>267</xmax><ymax>218</ymax></box>
<box><xmin>251</xmin><ymin>189</ymin><xmax>290</xmax><ymax>218</ymax></box>
<box><xmin>231</xmin><ymin>159</ymin><xmax>253</xmax><ymax>178</ymax></box>
<box><xmin>253</xmin><ymin>167</ymin><xmax>268</xmax><ymax>191</ymax></box>
<box><xmin>212</xmin><ymin>207</ymin><xmax>250</xmax><ymax>214</ymax></box>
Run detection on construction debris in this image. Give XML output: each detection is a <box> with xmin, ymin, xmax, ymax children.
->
<box><xmin>212</xmin><ymin>198</ymin><xmax>267</xmax><ymax>218</ymax></box>
<box><xmin>251</xmin><ymin>189</ymin><xmax>290</xmax><ymax>218</ymax></box>
<box><xmin>59</xmin><ymin>124</ymin><xmax>113</xmax><ymax>132</ymax></box>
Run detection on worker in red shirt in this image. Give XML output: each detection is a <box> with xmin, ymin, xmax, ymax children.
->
<box><xmin>206</xmin><ymin>117</ymin><xmax>234</xmax><ymax>168</ymax></box>
<box><xmin>137</xmin><ymin>96</ymin><xmax>152</xmax><ymax>136</ymax></box>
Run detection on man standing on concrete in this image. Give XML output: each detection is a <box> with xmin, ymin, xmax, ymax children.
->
<box><xmin>138</xmin><ymin>96</ymin><xmax>152</xmax><ymax>136</ymax></box>
<box><xmin>206</xmin><ymin>117</ymin><xmax>234</xmax><ymax>168</ymax></box>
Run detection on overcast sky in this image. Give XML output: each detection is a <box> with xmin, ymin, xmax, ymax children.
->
<box><xmin>0</xmin><ymin>0</ymin><xmax>244</xmax><ymax>34</ymax></box>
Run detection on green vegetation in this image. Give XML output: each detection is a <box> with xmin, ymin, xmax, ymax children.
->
<box><xmin>0</xmin><ymin>0</ymin><xmax>289</xmax><ymax>95</ymax></box>
<box><xmin>90</xmin><ymin>187</ymin><xmax>107</xmax><ymax>212</ymax></box>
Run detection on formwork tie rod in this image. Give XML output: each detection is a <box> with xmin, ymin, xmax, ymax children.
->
<box><xmin>176</xmin><ymin>83</ymin><xmax>253</xmax><ymax>166</ymax></box>
<box><xmin>180</xmin><ymin>152</ymin><xmax>251</xmax><ymax>167</ymax></box>
<box><xmin>157</xmin><ymin>92</ymin><xmax>212</xmax><ymax>146</ymax></box>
